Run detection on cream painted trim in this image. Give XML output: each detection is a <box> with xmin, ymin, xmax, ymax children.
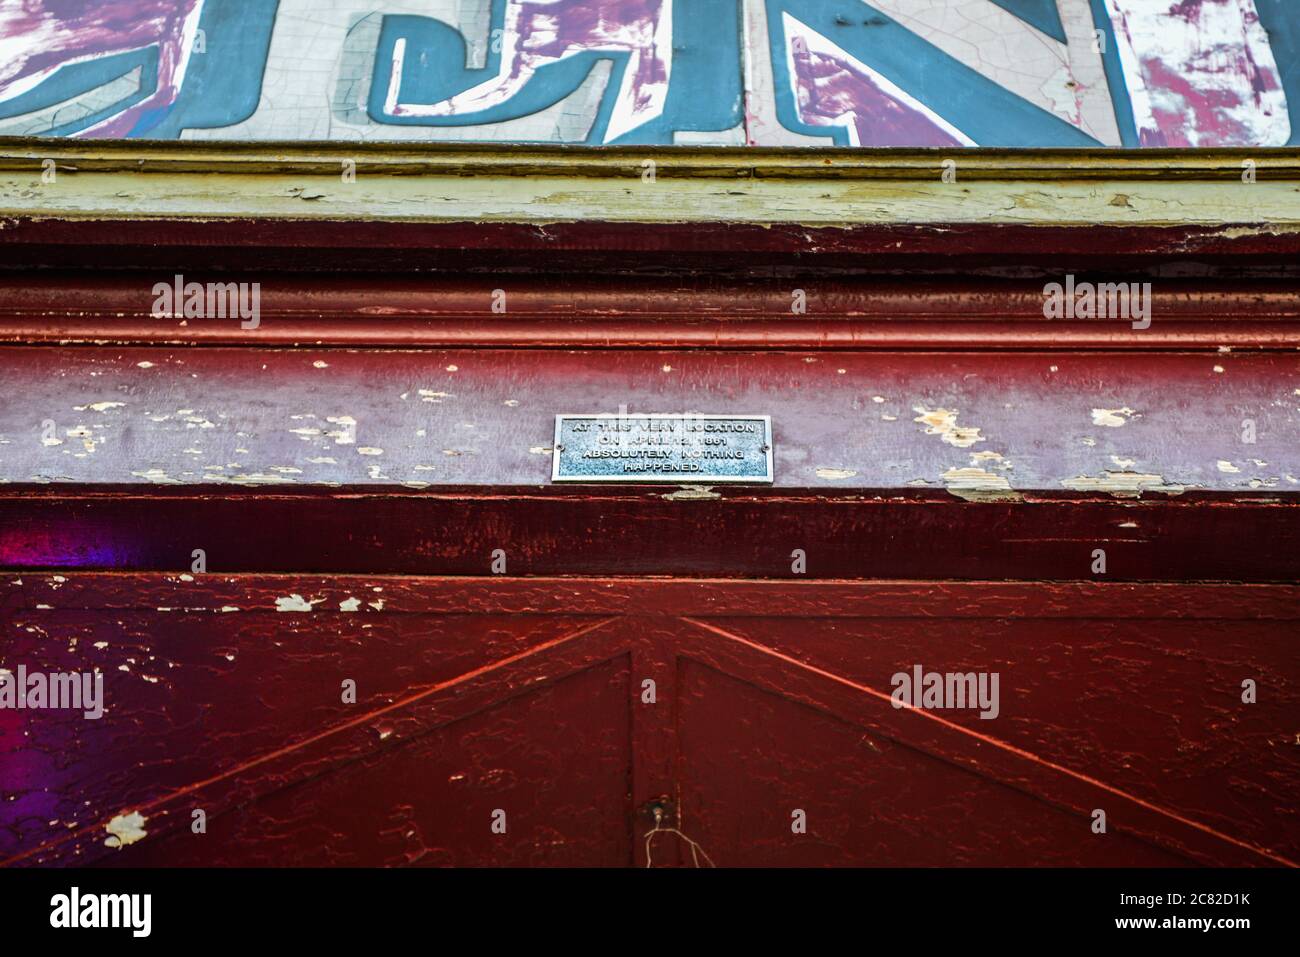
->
<box><xmin>1</xmin><ymin>139</ymin><xmax>1299</xmax><ymax>227</ymax></box>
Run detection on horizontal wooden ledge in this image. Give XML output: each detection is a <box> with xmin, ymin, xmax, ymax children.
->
<box><xmin>2</xmin><ymin>277</ymin><xmax>1300</xmax><ymax>349</ymax></box>
<box><xmin>3</xmin><ymin>141</ymin><xmax>1300</xmax><ymax>228</ymax></box>
<box><xmin>5</xmin><ymin>573</ymin><xmax>1300</xmax><ymax>619</ymax></box>
<box><xmin>3</xmin><ymin>485</ymin><xmax>1298</xmax><ymax>502</ymax></box>
<box><xmin>2</xmin><ymin>140</ymin><xmax>1299</xmax><ymax>180</ymax></box>
<box><xmin>5</xmin><ymin>220</ymin><xmax>1300</xmax><ymax>266</ymax></box>
<box><xmin>6</xmin><ymin>322</ymin><xmax>1300</xmax><ymax>350</ymax></box>
<box><xmin>1</xmin><ymin>490</ymin><xmax>1298</xmax><ymax>582</ymax></box>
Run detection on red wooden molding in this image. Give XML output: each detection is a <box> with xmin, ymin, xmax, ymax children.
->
<box><xmin>2</xmin><ymin>275</ymin><xmax>1300</xmax><ymax>350</ymax></box>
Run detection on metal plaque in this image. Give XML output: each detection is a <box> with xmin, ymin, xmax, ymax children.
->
<box><xmin>551</xmin><ymin>413</ymin><xmax>773</xmax><ymax>484</ymax></box>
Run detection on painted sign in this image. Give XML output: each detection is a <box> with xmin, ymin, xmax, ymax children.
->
<box><xmin>552</xmin><ymin>413</ymin><xmax>774</xmax><ymax>483</ymax></box>
<box><xmin>0</xmin><ymin>0</ymin><xmax>1296</xmax><ymax>146</ymax></box>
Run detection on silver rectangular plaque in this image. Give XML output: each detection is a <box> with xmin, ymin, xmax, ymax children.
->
<box><xmin>551</xmin><ymin>413</ymin><xmax>773</xmax><ymax>484</ymax></box>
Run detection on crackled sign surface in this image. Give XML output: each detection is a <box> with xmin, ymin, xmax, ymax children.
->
<box><xmin>552</xmin><ymin>413</ymin><xmax>773</xmax><ymax>484</ymax></box>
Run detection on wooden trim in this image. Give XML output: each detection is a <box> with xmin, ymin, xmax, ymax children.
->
<box><xmin>9</xmin><ymin>572</ymin><xmax>1300</xmax><ymax>618</ymax></box>
<box><xmin>3</xmin><ymin>488</ymin><xmax>1299</xmax><ymax>582</ymax></box>
<box><xmin>2</xmin><ymin>274</ymin><xmax>1299</xmax><ymax>349</ymax></box>
<box><xmin>3</xmin><ymin>139</ymin><xmax>1300</xmax><ymax>228</ymax></box>
<box><xmin>3</xmin><ymin>139</ymin><xmax>1299</xmax><ymax>179</ymax></box>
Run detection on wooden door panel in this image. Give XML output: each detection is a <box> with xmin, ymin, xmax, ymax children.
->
<box><xmin>0</xmin><ymin>608</ymin><xmax>615</xmax><ymax>862</ymax></box>
<box><xmin>108</xmin><ymin>657</ymin><xmax>634</xmax><ymax>867</ymax></box>
<box><xmin>2</xmin><ymin>576</ymin><xmax>1296</xmax><ymax>867</ymax></box>
<box><xmin>675</xmin><ymin>659</ymin><xmax>1185</xmax><ymax>867</ymax></box>
<box><xmin>690</xmin><ymin>615</ymin><xmax>1300</xmax><ymax>858</ymax></box>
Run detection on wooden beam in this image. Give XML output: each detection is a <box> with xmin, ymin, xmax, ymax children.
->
<box><xmin>2</xmin><ymin>140</ymin><xmax>1300</xmax><ymax>229</ymax></box>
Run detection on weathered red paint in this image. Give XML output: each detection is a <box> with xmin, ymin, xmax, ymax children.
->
<box><xmin>4</xmin><ymin>218</ymin><xmax>1300</xmax><ymax>272</ymax></box>
<box><xmin>2</xmin><ymin>489</ymin><xmax>1300</xmax><ymax>582</ymax></box>
<box><xmin>1</xmin><ymin>164</ymin><xmax>1298</xmax><ymax>869</ymax></box>
<box><xmin>2</xmin><ymin>576</ymin><xmax>1295</xmax><ymax>868</ymax></box>
<box><xmin>2</xmin><ymin>275</ymin><xmax>1300</xmax><ymax>349</ymax></box>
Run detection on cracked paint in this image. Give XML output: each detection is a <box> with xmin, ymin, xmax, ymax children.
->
<box><xmin>914</xmin><ymin>407</ymin><xmax>984</xmax><ymax>448</ymax></box>
<box><xmin>1061</xmin><ymin>470</ymin><xmax>1188</xmax><ymax>497</ymax></box>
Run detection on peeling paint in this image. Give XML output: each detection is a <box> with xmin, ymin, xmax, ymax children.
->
<box><xmin>1061</xmin><ymin>470</ymin><xmax>1187</xmax><ymax>497</ymax></box>
<box><xmin>130</xmin><ymin>468</ymin><xmax>180</xmax><ymax>484</ymax></box>
<box><xmin>661</xmin><ymin>485</ymin><xmax>721</xmax><ymax>501</ymax></box>
<box><xmin>970</xmin><ymin>450</ymin><xmax>1013</xmax><ymax>470</ymax></box>
<box><xmin>104</xmin><ymin>811</ymin><xmax>147</xmax><ymax>849</ymax></box>
<box><xmin>815</xmin><ymin>467</ymin><xmax>857</xmax><ymax>480</ymax></box>
<box><xmin>326</xmin><ymin>416</ymin><xmax>356</xmax><ymax>444</ymax></box>
<box><xmin>913</xmin><ymin>407</ymin><xmax>984</xmax><ymax>448</ymax></box>
<box><xmin>942</xmin><ymin>449</ymin><xmax>1021</xmax><ymax>502</ymax></box>
<box><xmin>1091</xmin><ymin>407</ymin><xmax>1136</xmax><ymax>427</ymax></box>
<box><xmin>220</xmin><ymin>472</ymin><xmax>297</xmax><ymax>486</ymax></box>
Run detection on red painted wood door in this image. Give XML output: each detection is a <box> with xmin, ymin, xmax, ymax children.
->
<box><xmin>4</xmin><ymin>576</ymin><xmax>1294</xmax><ymax>867</ymax></box>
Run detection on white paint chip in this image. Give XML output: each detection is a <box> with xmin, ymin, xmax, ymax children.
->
<box><xmin>1062</xmin><ymin>471</ymin><xmax>1187</xmax><ymax>497</ymax></box>
<box><xmin>104</xmin><ymin>811</ymin><xmax>147</xmax><ymax>849</ymax></box>
<box><xmin>1091</xmin><ymin>407</ymin><xmax>1135</xmax><ymax>427</ymax></box>
<box><xmin>913</xmin><ymin>407</ymin><xmax>984</xmax><ymax>448</ymax></box>
<box><xmin>275</xmin><ymin>594</ymin><xmax>320</xmax><ymax>612</ymax></box>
